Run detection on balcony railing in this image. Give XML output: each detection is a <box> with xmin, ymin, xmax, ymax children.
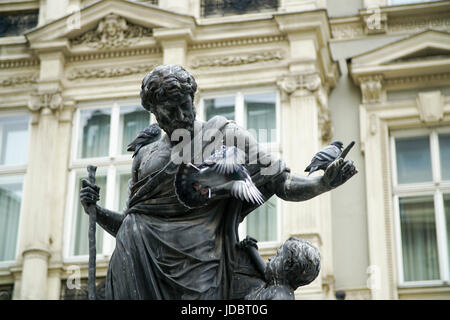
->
<box><xmin>201</xmin><ymin>0</ymin><xmax>278</xmax><ymax>17</ymax></box>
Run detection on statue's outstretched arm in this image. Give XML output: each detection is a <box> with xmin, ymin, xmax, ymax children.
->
<box><xmin>272</xmin><ymin>158</ymin><xmax>357</xmax><ymax>202</ymax></box>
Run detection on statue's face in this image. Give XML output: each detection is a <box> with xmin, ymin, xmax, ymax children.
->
<box><xmin>153</xmin><ymin>94</ymin><xmax>195</xmax><ymax>135</ymax></box>
<box><xmin>105</xmin><ymin>22</ymin><xmax>117</xmax><ymax>36</ymax></box>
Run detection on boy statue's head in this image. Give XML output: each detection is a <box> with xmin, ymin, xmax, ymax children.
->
<box><xmin>265</xmin><ymin>237</ymin><xmax>321</xmax><ymax>290</ymax></box>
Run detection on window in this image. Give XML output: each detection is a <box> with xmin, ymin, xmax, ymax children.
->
<box><xmin>66</xmin><ymin>100</ymin><xmax>151</xmax><ymax>259</ymax></box>
<box><xmin>200</xmin><ymin>89</ymin><xmax>281</xmax><ymax>245</ymax></box>
<box><xmin>0</xmin><ymin>11</ymin><xmax>38</xmax><ymax>37</ymax></box>
<box><xmin>391</xmin><ymin>128</ymin><xmax>450</xmax><ymax>285</ymax></box>
<box><xmin>201</xmin><ymin>0</ymin><xmax>278</xmax><ymax>17</ymax></box>
<box><xmin>0</xmin><ymin>114</ymin><xmax>29</xmax><ymax>263</ymax></box>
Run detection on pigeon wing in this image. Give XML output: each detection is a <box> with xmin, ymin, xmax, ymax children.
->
<box><xmin>210</xmin><ymin>146</ymin><xmax>246</xmax><ymax>175</ymax></box>
<box><xmin>305</xmin><ymin>145</ymin><xmax>340</xmax><ymax>173</ymax></box>
<box><xmin>230</xmin><ymin>178</ymin><xmax>265</xmax><ymax>206</ymax></box>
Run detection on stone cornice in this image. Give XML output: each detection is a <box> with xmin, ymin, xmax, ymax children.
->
<box><xmin>330</xmin><ymin>1</ymin><xmax>450</xmax><ymax>41</ymax></box>
<box><xmin>0</xmin><ymin>58</ymin><xmax>40</xmax><ymax>69</ymax></box>
<box><xmin>274</xmin><ymin>9</ymin><xmax>331</xmax><ymax>49</ymax></box>
<box><xmin>385</xmin><ymin>72</ymin><xmax>450</xmax><ymax>90</ymax></box>
<box><xmin>188</xmin><ymin>35</ymin><xmax>287</xmax><ymax>50</ymax></box>
<box><xmin>67</xmin><ymin>47</ymin><xmax>162</xmax><ymax>63</ymax></box>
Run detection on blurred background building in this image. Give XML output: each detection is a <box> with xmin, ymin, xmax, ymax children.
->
<box><xmin>0</xmin><ymin>0</ymin><xmax>449</xmax><ymax>300</ymax></box>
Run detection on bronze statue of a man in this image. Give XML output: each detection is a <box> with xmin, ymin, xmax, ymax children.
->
<box><xmin>80</xmin><ymin>64</ymin><xmax>357</xmax><ymax>300</ymax></box>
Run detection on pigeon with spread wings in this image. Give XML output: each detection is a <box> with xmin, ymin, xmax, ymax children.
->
<box><xmin>175</xmin><ymin>145</ymin><xmax>265</xmax><ymax>209</ymax></box>
<box><xmin>305</xmin><ymin>141</ymin><xmax>355</xmax><ymax>176</ymax></box>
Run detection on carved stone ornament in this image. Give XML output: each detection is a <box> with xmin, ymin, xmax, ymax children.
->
<box><xmin>416</xmin><ymin>90</ymin><xmax>444</xmax><ymax>123</ymax></box>
<box><xmin>0</xmin><ymin>73</ymin><xmax>38</xmax><ymax>87</ymax></box>
<box><xmin>71</xmin><ymin>13</ymin><xmax>152</xmax><ymax>49</ymax></box>
<box><xmin>28</xmin><ymin>90</ymin><xmax>63</xmax><ymax>113</ymax></box>
<box><xmin>190</xmin><ymin>50</ymin><xmax>283</xmax><ymax>69</ymax></box>
<box><xmin>67</xmin><ymin>63</ymin><xmax>158</xmax><ymax>80</ymax></box>
<box><xmin>277</xmin><ymin>72</ymin><xmax>322</xmax><ymax>100</ymax></box>
<box><xmin>359</xmin><ymin>75</ymin><xmax>384</xmax><ymax>104</ymax></box>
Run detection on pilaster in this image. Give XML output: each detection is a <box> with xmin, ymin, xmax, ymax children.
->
<box><xmin>18</xmin><ymin>47</ymin><xmax>70</xmax><ymax>299</ymax></box>
<box><xmin>277</xmin><ymin>71</ymin><xmax>334</xmax><ymax>298</ymax></box>
<box><xmin>154</xmin><ymin>28</ymin><xmax>192</xmax><ymax>65</ymax></box>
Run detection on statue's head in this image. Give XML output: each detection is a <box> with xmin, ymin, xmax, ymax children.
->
<box><xmin>265</xmin><ymin>237</ymin><xmax>320</xmax><ymax>290</ymax></box>
<box><xmin>140</xmin><ymin>64</ymin><xmax>197</xmax><ymax>135</ymax></box>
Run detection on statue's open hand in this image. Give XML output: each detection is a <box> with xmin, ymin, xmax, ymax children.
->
<box><xmin>80</xmin><ymin>179</ymin><xmax>100</xmax><ymax>212</ymax></box>
<box><xmin>322</xmin><ymin>158</ymin><xmax>358</xmax><ymax>189</ymax></box>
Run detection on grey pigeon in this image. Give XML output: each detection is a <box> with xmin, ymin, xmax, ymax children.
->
<box><xmin>175</xmin><ymin>145</ymin><xmax>265</xmax><ymax>209</ymax></box>
<box><xmin>304</xmin><ymin>141</ymin><xmax>355</xmax><ymax>175</ymax></box>
<box><xmin>126</xmin><ymin>123</ymin><xmax>161</xmax><ymax>158</ymax></box>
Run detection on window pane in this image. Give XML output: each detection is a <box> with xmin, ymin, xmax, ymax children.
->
<box><xmin>246</xmin><ymin>196</ymin><xmax>277</xmax><ymax>242</ymax></box>
<box><xmin>78</xmin><ymin>109</ymin><xmax>111</xmax><ymax>158</ymax></box>
<box><xmin>439</xmin><ymin>134</ymin><xmax>450</xmax><ymax>181</ymax></box>
<box><xmin>0</xmin><ymin>115</ymin><xmax>29</xmax><ymax>165</ymax></box>
<box><xmin>0</xmin><ymin>179</ymin><xmax>23</xmax><ymax>261</ymax></box>
<box><xmin>120</xmin><ymin>106</ymin><xmax>150</xmax><ymax>155</ymax></box>
<box><xmin>73</xmin><ymin>176</ymin><xmax>106</xmax><ymax>256</ymax></box>
<box><xmin>444</xmin><ymin>194</ymin><xmax>450</xmax><ymax>273</ymax></box>
<box><xmin>399</xmin><ymin>196</ymin><xmax>440</xmax><ymax>281</ymax></box>
<box><xmin>395</xmin><ymin>137</ymin><xmax>432</xmax><ymax>184</ymax></box>
<box><xmin>204</xmin><ymin>96</ymin><xmax>235</xmax><ymax>121</ymax></box>
<box><xmin>245</xmin><ymin>92</ymin><xmax>276</xmax><ymax>143</ymax></box>
<box><xmin>118</xmin><ymin>173</ymin><xmax>131</xmax><ymax>213</ymax></box>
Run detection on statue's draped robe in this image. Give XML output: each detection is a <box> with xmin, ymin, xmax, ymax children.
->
<box><xmin>105</xmin><ymin>116</ymin><xmax>288</xmax><ymax>299</ymax></box>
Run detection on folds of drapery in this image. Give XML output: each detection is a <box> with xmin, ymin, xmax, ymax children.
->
<box><xmin>104</xmin><ymin>116</ymin><xmax>288</xmax><ymax>299</ymax></box>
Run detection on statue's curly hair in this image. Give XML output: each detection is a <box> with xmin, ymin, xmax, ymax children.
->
<box><xmin>140</xmin><ymin>64</ymin><xmax>197</xmax><ymax>115</ymax></box>
<box><xmin>265</xmin><ymin>237</ymin><xmax>321</xmax><ymax>289</ymax></box>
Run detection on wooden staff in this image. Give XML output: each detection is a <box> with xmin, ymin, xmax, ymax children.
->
<box><xmin>87</xmin><ymin>165</ymin><xmax>97</xmax><ymax>300</ymax></box>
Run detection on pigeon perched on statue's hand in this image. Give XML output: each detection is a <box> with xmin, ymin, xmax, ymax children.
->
<box><xmin>126</xmin><ymin>123</ymin><xmax>161</xmax><ymax>158</ymax></box>
<box><xmin>175</xmin><ymin>145</ymin><xmax>265</xmax><ymax>209</ymax></box>
<box><xmin>304</xmin><ymin>141</ymin><xmax>355</xmax><ymax>176</ymax></box>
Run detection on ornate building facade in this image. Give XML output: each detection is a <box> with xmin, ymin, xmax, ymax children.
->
<box><xmin>0</xmin><ymin>0</ymin><xmax>449</xmax><ymax>300</ymax></box>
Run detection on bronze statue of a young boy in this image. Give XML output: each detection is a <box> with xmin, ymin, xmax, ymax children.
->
<box><xmin>240</xmin><ymin>236</ymin><xmax>320</xmax><ymax>300</ymax></box>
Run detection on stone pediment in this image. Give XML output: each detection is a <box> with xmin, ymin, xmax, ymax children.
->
<box><xmin>350</xmin><ymin>30</ymin><xmax>450</xmax><ymax>67</ymax></box>
<box><xmin>349</xmin><ymin>30</ymin><xmax>450</xmax><ymax>90</ymax></box>
<box><xmin>25</xmin><ymin>0</ymin><xmax>195</xmax><ymax>45</ymax></box>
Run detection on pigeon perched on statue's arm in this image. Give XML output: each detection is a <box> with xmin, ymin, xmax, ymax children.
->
<box><xmin>304</xmin><ymin>141</ymin><xmax>355</xmax><ymax>176</ymax></box>
<box><xmin>126</xmin><ymin>123</ymin><xmax>161</xmax><ymax>158</ymax></box>
<box><xmin>175</xmin><ymin>145</ymin><xmax>265</xmax><ymax>209</ymax></box>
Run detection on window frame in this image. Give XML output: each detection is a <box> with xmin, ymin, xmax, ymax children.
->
<box><xmin>391</xmin><ymin>127</ymin><xmax>450</xmax><ymax>287</ymax></box>
<box><xmin>0</xmin><ymin>110</ymin><xmax>30</xmax><ymax>267</ymax></box>
<box><xmin>199</xmin><ymin>87</ymin><xmax>282</xmax><ymax>248</ymax></box>
<box><xmin>64</xmin><ymin>99</ymin><xmax>151</xmax><ymax>262</ymax></box>
<box><xmin>388</xmin><ymin>0</ymin><xmax>437</xmax><ymax>6</ymax></box>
